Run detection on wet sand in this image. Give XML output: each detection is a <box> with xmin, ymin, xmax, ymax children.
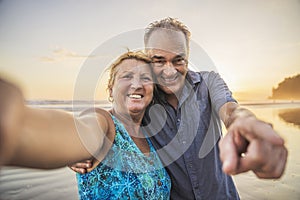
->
<box><xmin>232</xmin><ymin>104</ymin><xmax>300</xmax><ymax>199</ymax></box>
<box><xmin>0</xmin><ymin>167</ymin><xmax>78</xmax><ymax>200</ymax></box>
<box><xmin>1</xmin><ymin>104</ymin><xmax>299</xmax><ymax>199</ymax></box>
<box><xmin>279</xmin><ymin>108</ymin><xmax>300</xmax><ymax>127</ymax></box>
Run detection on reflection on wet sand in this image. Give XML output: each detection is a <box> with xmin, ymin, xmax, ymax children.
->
<box><xmin>279</xmin><ymin>108</ymin><xmax>300</xmax><ymax>127</ymax></box>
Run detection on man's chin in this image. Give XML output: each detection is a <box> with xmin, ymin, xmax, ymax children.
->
<box><xmin>159</xmin><ymin>85</ymin><xmax>181</xmax><ymax>96</ymax></box>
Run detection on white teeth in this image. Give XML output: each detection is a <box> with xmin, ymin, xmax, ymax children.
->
<box><xmin>163</xmin><ymin>76</ymin><xmax>177</xmax><ymax>82</ymax></box>
<box><xmin>129</xmin><ymin>94</ymin><xmax>142</xmax><ymax>99</ymax></box>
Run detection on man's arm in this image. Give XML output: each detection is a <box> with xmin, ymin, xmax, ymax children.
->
<box><xmin>218</xmin><ymin>102</ymin><xmax>288</xmax><ymax>178</ymax></box>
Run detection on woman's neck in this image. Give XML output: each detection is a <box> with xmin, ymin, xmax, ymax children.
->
<box><xmin>110</xmin><ymin>108</ymin><xmax>150</xmax><ymax>155</ymax></box>
<box><xmin>110</xmin><ymin>108</ymin><xmax>144</xmax><ymax>137</ymax></box>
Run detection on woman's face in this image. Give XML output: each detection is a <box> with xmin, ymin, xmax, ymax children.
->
<box><xmin>110</xmin><ymin>59</ymin><xmax>154</xmax><ymax>117</ymax></box>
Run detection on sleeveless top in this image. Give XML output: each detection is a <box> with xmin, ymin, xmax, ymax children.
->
<box><xmin>76</xmin><ymin>115</ymin><xmax>171</xmax><ymax>200</ymax></box>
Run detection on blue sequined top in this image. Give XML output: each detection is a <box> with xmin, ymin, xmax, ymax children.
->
<box><xmin>76</xmin><ymin>115</ymin><xmax>171</xmax><ymax>200</ymax></box>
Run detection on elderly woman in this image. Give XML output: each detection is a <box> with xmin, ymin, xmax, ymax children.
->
<box><xmin>0</xmin><ymin>51</ymin><xmax>171</xmax><ymax>199</ymax></box>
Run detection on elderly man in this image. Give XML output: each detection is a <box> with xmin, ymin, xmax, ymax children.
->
<box><xmin>72</xmin><ymin>17</ymin><xmax>288</xmax><ymax>200</ymax></box>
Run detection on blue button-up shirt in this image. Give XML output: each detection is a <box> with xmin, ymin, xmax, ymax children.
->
<box><xmin>143</xmin><ymin>71</ymin><xmax>240</xmax><ymax>200</ymax></box>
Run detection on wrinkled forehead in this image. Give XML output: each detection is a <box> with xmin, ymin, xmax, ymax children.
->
<box><xmin>116</xmin><ymin>59</ymin><xmax>152</xmax><ymax>74</ymax></box>
<box><xmin>145</xmin><ymin>29</ymin><xmax>188</xmax><ymax>56</ymax></box>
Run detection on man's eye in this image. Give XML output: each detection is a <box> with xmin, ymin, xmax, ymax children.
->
<box><xmin>152</xmin><ymin>59</ymin><xmax>166</xmax><ymax>65</ymax></box>
<box><xmin>173</xmin><ymin>58</ymin><xmax>186</xmax><ymax>65</ymax></box>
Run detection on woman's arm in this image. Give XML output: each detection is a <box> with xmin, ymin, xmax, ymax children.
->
<box><xmin>0</xmin><ymin>78</ymin><xmax>112</xmax><ymax>169</ymax></box>
<box><xmin>10</xmin><ymin>107</ymin><xmax>108</xmax><ymax>169</ymax></box>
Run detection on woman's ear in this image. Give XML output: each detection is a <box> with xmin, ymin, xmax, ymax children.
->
<box><xmin>108</xmin><ymin>88</ymin><xmax>113</xmax><ymax>102</ymax></box>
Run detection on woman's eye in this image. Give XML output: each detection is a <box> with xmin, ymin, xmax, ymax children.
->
<box><xmin>122</xmin><ymin>75</ymin><xmax>132</xmax><ymax>79</ymax></box>
<box><xmin>142</xmin><ymin>77</ymin><xmax>152</xmax><ymax>81</ymax></box>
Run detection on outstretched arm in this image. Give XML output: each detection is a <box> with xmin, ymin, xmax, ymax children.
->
<box><xmin>0</xmin><ymin>77</ymin><xmax>111</xmax><ymax>169</ymax></box>
<box><xmin>218</xmin><ymin>102</ymin><xmax>288</xmax><ymax>178</ymax></box>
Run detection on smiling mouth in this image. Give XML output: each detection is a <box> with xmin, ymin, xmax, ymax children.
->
<box><xmin>127</xmin><ymin>94</ymin><xmax>143</xmax><ymax>99</ymax></box>
<box><xmin>161</xmin><ymin>75</ymin><xmax>178</xmax><ymax>84</ymax></box>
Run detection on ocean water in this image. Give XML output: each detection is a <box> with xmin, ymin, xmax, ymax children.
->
<box><xmin>234</xmin><ymin>102</ymin><xmax>300</xmax><ymax>199</ymax></box>
<box><xmin>0</xmin><ymin>101</ymin><xmax>299</xmax><ymax>200</ymax></box>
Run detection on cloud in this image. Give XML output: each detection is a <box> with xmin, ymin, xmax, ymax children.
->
<box><xmin>40</xmin><ymin>47</ymin><xmax>95</xmax><ymax>63</ymax></box>
<box><xmin>39</xmin><ymin>56</ymin><xmax>56</xmax><ymax>62</ymax></box>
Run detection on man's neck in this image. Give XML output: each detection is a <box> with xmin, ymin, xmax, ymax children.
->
<box><xmin>166</xmin><ymin>93</ymin><xmax>179</xmax><ymax>110</ymax></box>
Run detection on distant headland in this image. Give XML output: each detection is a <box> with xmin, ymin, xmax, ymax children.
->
<box><xmin>270</xmin><ymin>74</ymin><xmax>300</xmax><ymax>100</ymax></box>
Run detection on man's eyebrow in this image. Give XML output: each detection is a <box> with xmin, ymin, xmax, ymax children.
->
<box><xmin>174</xmin><ymin>53</ymin><xmax>186</xmax><ymax>58</ymax></box>
<box><xmin>151</xmin><ymin>54</ymin><xmax>186</xmax><ymax>59</ymax></box>
<box><xmin>151</xmin><ymin>55</ymin><xmax>165</xmax><ymax>60</ymax></box>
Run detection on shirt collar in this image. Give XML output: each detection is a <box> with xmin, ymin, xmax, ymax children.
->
<box><xmin>186</xmin><ymin>70</ymin><xmax>202</xmax><ymax>85</ymax></box>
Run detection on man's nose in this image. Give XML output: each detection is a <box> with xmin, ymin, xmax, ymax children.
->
<box><xmin>162</xmin><ymin>64</ymin><xmax>177</xmax><ymax>77</ymax></box>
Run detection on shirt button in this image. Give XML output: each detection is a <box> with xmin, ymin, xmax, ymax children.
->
<box><xmin>182</xmin><ymin>141</ymin><xmax>186</xmax><ymax>144</ymax></box>
<box><xmin>177</xmin><ymin>118</ymin><xmax>180</xmax><ymax>122</ymax></box>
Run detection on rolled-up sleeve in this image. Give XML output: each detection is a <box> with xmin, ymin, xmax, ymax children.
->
<box><xmin>201</xmin><ymin>71</ymin><xmax>236</xmax><ymax>114</ymax></box>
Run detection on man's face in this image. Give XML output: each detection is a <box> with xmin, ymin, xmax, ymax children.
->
<box><xmin>146</xmin><ymin>29</ymin><xmax>188</xmax><ymax>96</ymax></box>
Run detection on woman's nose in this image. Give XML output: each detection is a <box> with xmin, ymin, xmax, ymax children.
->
<box><xmin>130</xmin><ymin>77</ymin><xmax>142</xmax><ymax>89</ymax></box>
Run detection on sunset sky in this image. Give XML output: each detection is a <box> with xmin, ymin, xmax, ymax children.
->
<box><xmin>0</xmin><ymin>0</ymin><xmax>299</xmax><ymax>101</ymax></box>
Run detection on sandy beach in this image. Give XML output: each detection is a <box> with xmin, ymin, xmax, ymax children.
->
<box><xmin>0</xmin><ymin>167</ymin><xmax>78</xmax><ymax>200</ymax></box>
<box><xmin>0</xmin><ymin>103</ymin><xmax>299</xmax><ymax>199</ymax></box>
<box><xmin>233</xmin><ymin>104</ymin><xmax>300</xmax><ymax>199</ymax></box>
